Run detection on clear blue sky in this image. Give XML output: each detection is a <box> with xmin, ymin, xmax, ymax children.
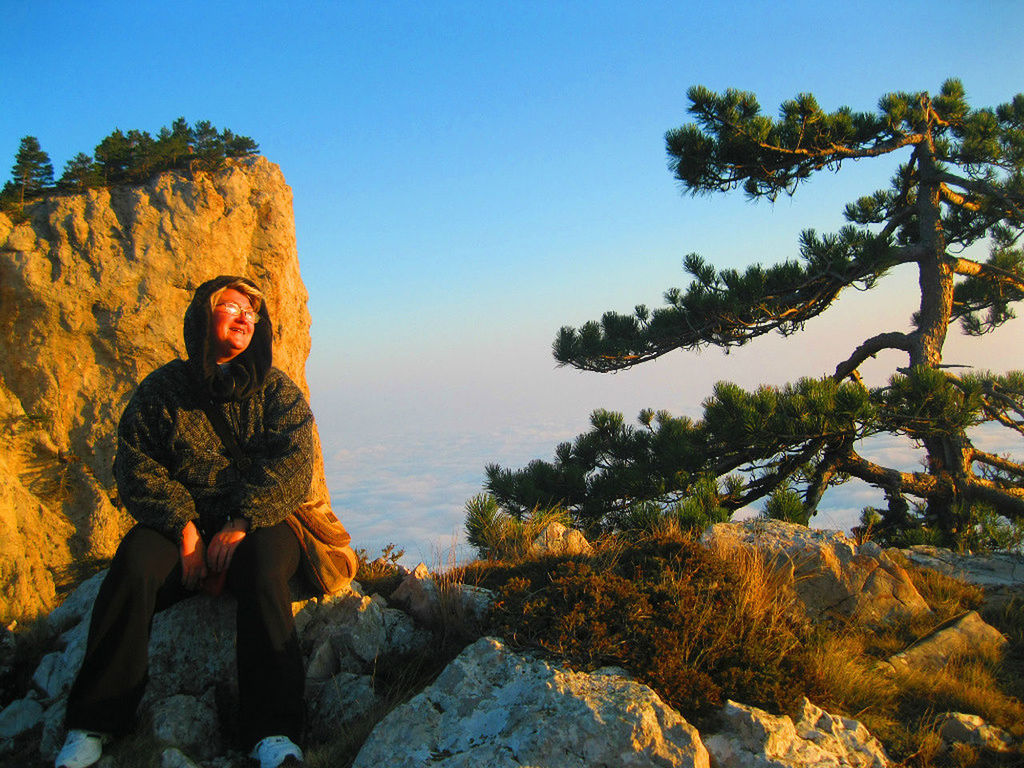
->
<box><xmin>5</xmin><ymin>2</ymin><xmax>1024</xmax><ymax>561</ymax></box>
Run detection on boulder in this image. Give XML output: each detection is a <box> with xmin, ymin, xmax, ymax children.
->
<box><xmin>160</xmin><ymin>747</ymin><xmax>203</xmax><ymax>768</ymax></box>
<box><xmin>150</xmin><ymin>691</ymin><xmax>221</xmax><ymax>760</ymax></box>
<box><xmin>0</xmin><ymin>695</ymin><xmax>44</xmax><ymax>740</ymax></box>
<box><xmin>703</xmin><ymin>698</ymin><xmax>889</xmax><ymax>768</ymax></box>
<box><xmin>899</xmin><ymin>545</ymin><xmax>1024</xmax><ymax>610</ymax></box>
<box><xmin>21</xmin><ymin>574</ymin><xmax>383</xmax><ymax>762</ymax></box>
<box><xmin>302</xmin><ymin>591</ymin><xmax>431</xmax><ymax>680</ymax></box>
<box><xmin>352</xmin><ymin>636</ymin><xmax>710</xmax><ymax>768</ymax></box>
<box><xmin>390</xmin><ymin>562</ymin><xmax>494</xmax><ymax>629</ymax></box>
<box><xmin>307</xmin><ymin>672</ymin><xmax>379</xmax><ymax>739</ymax></box>
<box><xmin>530</xmin><ymin>521</ymin><xmax>594</xmax><ymax>557</ymax></box>
<box><xmin>0</xmin><ymin>157</ymin><xmax>326</xmax><ymax>624</ymax></box>
<box><xmin>703</xmin><ymin>520</ymin><xmax>930</xmax><ymax>627</ymax></box>
<box><xmin>937</xmin><ymin>712</ymin><xmax>1015</xmax><ymax>753</ymax></box>
<box><xmin>886</xmin><ymin>611</ymin><xmax>1006</xmax><ymax>673</ymax></box>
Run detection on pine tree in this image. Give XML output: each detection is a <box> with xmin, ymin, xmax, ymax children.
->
<box><xmin>9</xmin><ymin>136</ymin><xmax>54</xmax><ymax>204</ymax></box>
<box><xmin>93</xmin><ymin>129</ymin><xmax>132</xmax><ymax>184</ymax></box>
<box><xmin>486</xmin><ymin>80</ymin><xmax>1024</xmax><ymax>545</ymax></box>
<box><xmin>190</xmin><ymin>120</ymin><xmax>225</xmax><ymax>171</ymax></box>
<box><xmin>58</xmin><ymin>152</ymin><xmax>101</xmax><ymax>191</ymax></box>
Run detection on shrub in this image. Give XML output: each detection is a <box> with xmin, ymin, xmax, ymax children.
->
<box><xmin>489</xmin><ymin>532</ymin><xmax>814</xmax><ymax>725</ymax></box>
<box><xmin>354</xmin><ymin>543</ymin><xmax>406</xmax><ymax>596</ymax></box>
<box><xmin>464</xmin><ymin>493</ymin><xmax>570</xmax><ymax>561</ymax></box>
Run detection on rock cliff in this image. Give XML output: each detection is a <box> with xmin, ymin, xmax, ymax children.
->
<box><xmin>0</xmin><ymin>157</ymin><xmax>325</xmax><ymax>623</ymax></box>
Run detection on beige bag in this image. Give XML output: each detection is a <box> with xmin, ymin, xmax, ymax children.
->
<box><xmin>285</xmin><ymin>496</ymin><xmax>359</xmax><ymax>595</ymax></box>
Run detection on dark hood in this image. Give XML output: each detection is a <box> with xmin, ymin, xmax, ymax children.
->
<box><xmin>183</xmin><ymin>275</ymin><xmax>273</xmax><ymax>401</ymax></box>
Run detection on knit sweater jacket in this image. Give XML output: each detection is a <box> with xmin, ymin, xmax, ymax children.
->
<box><xmin>114</xmin><ymin>361</ymin><xmax>314</xmax><ymax>540</ymax></box>
<box><xmin>114</xmin><ymin>274</ymin><xmax>316</xmax><ymax>542</ymax></box>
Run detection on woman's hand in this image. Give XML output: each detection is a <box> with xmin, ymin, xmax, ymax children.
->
<box><xmin>180</xmin><ymin>520</ymin><xmax>207</xmax><ymax>590</ymax></box>
<box><xmin>207</xmin><ymin>517</ymin><xmax>249</xmax><ymax>574</ymax></box>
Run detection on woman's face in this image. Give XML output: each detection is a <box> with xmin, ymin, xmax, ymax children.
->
<box><xmin>210</xmin><ymin>288</ymin><xmax>256</xmax><ymax>363</ymax></box>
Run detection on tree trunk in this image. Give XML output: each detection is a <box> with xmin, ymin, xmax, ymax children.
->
<box><xmin>913</xmin><ymin>133</ymin><xmax>973</xmax><ymax>538</ymax></box>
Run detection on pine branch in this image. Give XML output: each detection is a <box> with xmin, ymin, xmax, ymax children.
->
<box><xmin>971</xmin><ymin>449</ymin><xmax>1024</xmax><ymax>478</ymax></box>
<box><xmin>833</xmin><ymin>332</ymin><xmax>912</xmax><ymax>381</ymax></box>
<box><xmin>934</xmin><ymin>170</ymin><xmax>1024</xmax><ymax>218</ymax></box>
<box><xmin>839</xmin><ymin>449</ymin><xmax>944</xmax><ymax>499</ymax></box>
<box><xmin>803</xmin><ymin>438</ymin><xmax>853</xmax><ymax>511</ymax></box>
<box><xmin>939</xmin><ymin>183</ymin><xmax>982</xmax><ymax>212</ymax></box>
<box><xmin>964</xmin><ymin>480</ymin><xmax>1024</xmax><ymax>518</ymax></box>
<box><xmin>951</xmin><ymin>256</ymin><xmax>1024</xmax><ymax>290</ymax></box>
<box><xmin>718</xmin><ymin>440</ymin><xmax>825</xmax><ymax>511</ymax></box>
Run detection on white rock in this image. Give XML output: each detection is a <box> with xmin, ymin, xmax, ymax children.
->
<box><xmin>530</xmin><ymin>521</ymin><xmax>594</xmax><ymax>557</ymax></box>
<box><xmin>38</xmin><ymin>696</ymin><xmax>67</xmax><ymax>760</ymax></box>
<box><xmin>31</xmin><ymin>651</ymin><xmax>66</xmax><ymax>699</ymax></box>
<box><xmin>143</xmin><ymin>596</ymin><xmax>237</xmax><ymax>704</ymax></box>
<box><xmin>390</xmin><ymin>569</ymin><xmax>494</xmax><ymax>629</ymax></box>
<box><xmin>308</xmin><ymin>672</ymin><xmax>378</xmax><ymax>738</ymax></box>
<box><xmin>353</xmin><ymin>636</ymin><xmax>710</xmax><ymax>768</ymax></box>
<box><xmin>887</xmin><ymin>611</ymin><xmax>1006</xmax><ymax>673</ymax></box>
<box><xmin>703</xmin><ymin>699</ymin><xmax>889</xmax><ymax>768</ymax></box>
<box><xmin>47</xmin><ymin>570</ymin><xmax>105</xmax><ymax>634</ymax></box>
<box><xmin>899</xmin><ymin>546</ymin><xmax>1024</xmax><ymax>609</ymax></box>
<box><xmin>160</xmin><ymin>747</ymin><xmax>202</xmax><ymax>768</ymax></box>
<box><xmin>0</xmin><ymin>696</ymin><xmax>44</xmax><ymax>739</ymax></box>
<box><xmin>703</xmin><ymin>520</ymin><xmax>930</xmax><ymax>626</ymax></box>
<box><xmin>150</xmin><ymin>691</ymin><xmax>221</xmax><ymax>759</ymax></box>
<box><xmin>937</xmin><ymin>711</ymin><xmax>1015</xmax><ymax>753</ymax></box>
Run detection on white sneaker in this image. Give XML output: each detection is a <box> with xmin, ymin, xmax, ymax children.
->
<box><xmin>250</xmin><ymin>735</ymin><xmax>304</xmax><ymax>767</ymax></box>
<box><xmin>55</xmin><ymin>729</ymin><xmax>106</xmax><ymax>768</ymax></box>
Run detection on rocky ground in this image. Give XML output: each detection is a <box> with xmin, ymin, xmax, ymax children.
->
<box><xmin>1</xmin><ymin>520</ymin><xmax>1022</xmax><ymax>767</ymax></box>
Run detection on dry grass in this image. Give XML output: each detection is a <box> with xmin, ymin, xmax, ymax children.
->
<box><xmin>464</xmin><ymin>493</ymin><xmax>574</xmax><ymax>562</ymax></box>
<box><xmin>806</xmin><ymin>630</ymin><xmax>900</xmax><ymax>718</ymax></box>
<box><xmin>800</xmin><ymin>560</ymin><xmax>1024</xmax><ymax>767</ymax></box>
<box><xmin>702</xmin><ymin>533</ymin><xmax>805</xmax><ymax>650</ymax></box>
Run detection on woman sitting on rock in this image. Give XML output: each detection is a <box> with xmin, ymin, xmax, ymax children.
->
<box><xmin>56</xmin><ymin>275</ymin><xmax>354</xmax><ymax>768</ymax></box>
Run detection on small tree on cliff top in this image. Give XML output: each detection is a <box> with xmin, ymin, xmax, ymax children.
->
<box><xmin>485</xmin><ymin>80</ymin><xmax>1024</xmax><ymax>545</ymax></box>
<box><xmin>8</xmin><ymin>136</ymin><xmax>54</xmax><ymax>204</ymax></box>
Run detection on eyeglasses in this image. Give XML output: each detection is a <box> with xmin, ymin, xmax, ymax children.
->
<box><xmin>215</xmin><ymin>301</ymin><xmax>260</xmax><ymax>324</ymax></box>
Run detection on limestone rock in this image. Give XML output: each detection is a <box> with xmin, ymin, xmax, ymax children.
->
<box><xmin>937</xmin><ymin>712</ymin><xmax>1015</xmax><ymax>753</ymax></box>
<box><xmin>886</xmin><ymin>611</ymin><xmax>1006</xmax><ymax>673</ymax></box>
<box><xmin>38</xmin><ymin>696</ymin><xmax>66</xmax><ymax>761</ymax></box>
<box><xmin>46</xmin><ymin>570</ymin><xmax>105</xmax><ymax>634</ymax></box>
<box><xmin>27</xmin><ymin>574</ymin><xmax>380</xmax><ymax>762</ymax></box>
<box><xmin>703</xmin><ymin>698</ymin><xmax>889</xmax><ymax>768</ymax></box>
<box><xmin>0</xmin><ymin>157</ymin><xmax>325</xmax><ymax>623</ymax></box>
<box><xmin>899</xmin><ymin>545</ymin><xmax>1024</xmax><ymax>609</ymax></box>
<box><xmin>307</xmin><ymin>671</ymin><xmax>379</xmax><ymax>739</ymax></box>
<box><xmin>352</xmin><ymin>636</ymin><xmax>710</xmax><ymax>768</ymax></box>
<box><xmin>703</xmin><ymin>520</ymin><xmax>930</xmax><ymax>626</ymax></box>
<box><xmin>390</xmin><ymin>563</ymin><xmax>494</xmax><ymax>628</ymax></box>
<box><xmin>302</xmin><ymin>591</ymin><xmax>431</xmax><ymax>679</ymax></box>
<box><xmin>150</xmin><ymin>691</ymin><xmax>221</xmax><ymax>760</ymax></box>
<box><xmin>530</xmin><ymin>521</ymin><xmax>594</xmax><ymax>557</ymax></box>
<box><xmin>143</xmin><ymin>597</ymin><xmax>238</xmax><ymax>705</ymax></box>
<box><xmin>0</xmin><ymin>695</ymin><xmax>43</xmax><ymax>740</ymax></box>
<box><xmin>160</xmin><ymin>747</ymin><xmax>203</xmax><ymax>768</ymax></box>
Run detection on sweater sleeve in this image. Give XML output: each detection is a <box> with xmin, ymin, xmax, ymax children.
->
<box><xmin>113</xmin><ymin>377</ymin><xmax>198</xmax><ymax>540</ymax></box>
<box><xmin>234</xmin><ymin>370</ymin><xmax>315</xmax><ymax>529</ymax></box>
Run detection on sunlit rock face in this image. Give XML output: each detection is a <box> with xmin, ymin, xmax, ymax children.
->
<box><xmin>0</xmin><ymin>157</ymin><xmax>322</xmax><ymax>622</ymax></box>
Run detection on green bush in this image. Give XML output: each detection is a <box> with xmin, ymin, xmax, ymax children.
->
<box><xmin>464</xmin><ymin>493</ymin><xmax>570</xmax><ymax>561</ymax></box>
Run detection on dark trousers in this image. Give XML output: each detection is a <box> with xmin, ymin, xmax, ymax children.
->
<box><xmin>65</xmin><ymin>522</ymin><xmax>305</xmax><ymax>749</ymax></box>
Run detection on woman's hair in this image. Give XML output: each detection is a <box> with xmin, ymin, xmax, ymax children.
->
<box><xmin>208</xmin><ymin>279</ymin><xmax>264</xmax><ymax>317</ymax></box>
